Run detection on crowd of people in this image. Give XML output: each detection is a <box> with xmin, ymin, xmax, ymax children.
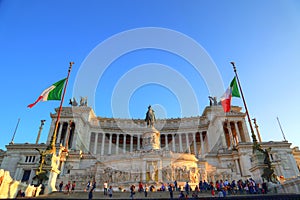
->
<box><xmin>56</xmin><ymin>177</ymin><xmax>268</xmax><ymax>199</ymax></box>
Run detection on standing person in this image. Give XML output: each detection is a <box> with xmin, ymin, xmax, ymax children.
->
<box><xmin>144</xmin><ymin>184</ymin><xmax>149</xmax><ymax>197</ymax></box>
<box><xmin>71</xmin><ymin>181</ymin><xmax>76</xmax><ymax>193</ymax></box>
<box><xmin>65</xmin><ymin>181</ymin><xmax>71</xmax><ymax>195</ymax></box>
<box><xmin>168</xmin><ymin>183</ymin><xmax>173</xmax><ymax>200</ymax></box>
<box><xmin>108</xmin><ymin>185</ymin><xmax>113</xmax><ymax>198</ymax></box>
<box><xmin>174</xmin><ymin>180</ymin><xmax>178</xmax><ymax>191</ymax></box>
<box><xmin>59</xmin><ymin>181</ymin><xmax>63</xmax><ymax>192</ymax></box>
<box><xmin>88</xmin><ymin>189</ymin><xmax>93</xmax><ymax>200</ymax></box>
<box><xmin>130</xmin><ymin>185</ymin><xmax>135</xmax><ymax>199</ymax></box>
<box><xmin>86</xmin><ymin>180</ymin><xmax>91</xmax><ymax>192</ymax></box>
<box><xmin>184</xmin><ymin>181</ymin><xmax>190</xmax><ymax>196</ymax></box>
<box><xmin>104</xmin><ymin>181</ymin><xmax>108</xmax><ymax>195</ymax></box>
<box><xmin>210</xmin><ymin>182</ymin><xmax>215</xmax><ymax>197</ymax></box>
<box><xmin>92</xmin><ymin>180</ymin><xmax>96</xmax><ymax>191</ymax></box>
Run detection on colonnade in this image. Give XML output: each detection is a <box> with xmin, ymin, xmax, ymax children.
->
<box><xmin>223</xmin><ymin>120</ymin><xmax>249</xmax><ymax>149</ymax></box>
<box><xmin>88</xmin><ymin>131</ymin><xmax>208</xmax><ymax>157</ymax></box>
<box><xmin>55</xmin><ymin>121</ymin><xmax>76</xmax><ymax>149</ymax></box>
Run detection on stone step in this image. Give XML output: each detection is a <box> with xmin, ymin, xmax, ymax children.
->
<box><xmin>35</xmin><ymin>191</ymin><xmax>300</xmax><ymax>199</ymax></box>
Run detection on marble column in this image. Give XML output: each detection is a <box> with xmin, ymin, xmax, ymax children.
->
<box><xmin>172</xmin><ymin>134</ymin><xmax>176</xmax><ymax>152</ymax></box>
<box><xmin>186</xmin><ymin>133</ymin><xmax>190</xmax><ymax>153</ymax></box>
<box><xmin>116</xmin><ymin>134</ymin><xmax>119</xmax><ymax>155</ymax></box>
<box><xmin>179</xmin><ymin>134</ymin><xmax>183</xmax><ymax>152</ymax></box>
<box><xmin>108</xmin><ymin>133</ymin><xmax>112</xmax><ymax>154</ymax></box>
<box><xmin>123</xmin><ymin>135</ymin><xmax>127</xmax><ymax>153</ymax></box>
<box><xmin>235</xmin><ymin>159</ymin><xmax>241</xmax><ymax>174</ymax></box>
<box><xmin>234</xmin><ymin>121</ymin><xmax>242</xmax><ymax>143</ymax></box>
<box><xmin>101</xmin><ymin>133</ymin><xmax>105</xmax><ymax>156</ymax></box>
<box><xmin>193</xmin><ymin>133</ymin><xmax>197</xmax><ymax>155</ymax></box>
<box><xmin>227</xmin><ymin>122</ymin><xmax>235</xmax><ymax>148</ymax></box>
<box><xmin>200</xmin><ymin>132</ymin><xmax>205</xmax><ymax>158</ymax></box>
<box><xmin>137</xmin><ymin>135</ymin><xmax>140</xmax><ymax>150</ymax></box>
<box><xmin>165</xmin><ymin>134</ymin><xmax>169</xmax><ymax>150</ymax></box>
<box><xmin>56</xmin><ymin>122</ymin><xmax>63</xmax><ymax>144</ymax></box>
<box><xmin>241</xmin><ymin>120</ymin><xmax>251</xmax><ymax>142</ymax></box>
<box><xmin>94</xmin><ymin>133</ymin><xmax>98</xmax><ymax>155</ymax></box>
<box><xmin>130</xmin><ymin>135</ymin><xmax>133</xmax><ymax>152</ymax></box>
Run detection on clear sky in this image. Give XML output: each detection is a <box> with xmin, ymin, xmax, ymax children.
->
<box><xmin>0</xmin><ymin>0</ymin><xmax>299</xmax><ymax>150</ymax></box>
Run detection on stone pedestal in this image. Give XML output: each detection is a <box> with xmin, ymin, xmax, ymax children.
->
<box><xmin>142</xmin><ymin>127</ymin><xmax>160</xmax><ymax>151</ymax></box>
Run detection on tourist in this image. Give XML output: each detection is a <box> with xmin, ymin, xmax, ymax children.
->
<box><xmin>88</xmin><ymin>189</ymin><xmax>93</xmax><ymax>200</ymax></box>
<box><xmin>168</xmin><ymin>183</ymin><xmax>173</xmax><ymax>200</ymax></box>
<box><xmin>262</xmin><ymin>181</ymin><xmax>268</xmax><ymax>194</ymax></box>
<box><xmin>86</xmin><ymin>180</ymin><xmax>91</xmax><ymax>192</ymax></box>
<box><xmin>130</xmin><ymin>185</ymin><xmax>135</xmax><ymax>199</ymax></box>
<box><xmin>218</xmin><ymin>188</ymin><xmax>224</xmax><ymax>197</ymax></box>
<box><xmin>71</xmin><ymin>181</ymin><xmax>76</xmax><ymax>193</ymax></box>
<box><xmin>138</xmin><ymin>181</ymin><xmax>143</xmax><ymax>192</ymax></box>
<box><xmin>65</xmin><ymin>181</ymin><xmax>71</xmax><ymax>194</ymax></box>
<box><xmin>144</xmin><ymin>184</ymin><xmax>149</xmax><ymax>197</ymax></box>
<box><xmin>92</xmin><ymin>180</ymin><xmax>96</xmax><ymax>191</ymax></box>
<box><xmin>184</xmin><ymin>181</ymin><xmax>190</xmax><ymax>196</ymax></box>
<box><xmin>104</xmin><ymin>180</ymin><xmax>108</xmax><ymax>195</ymax></box>
<box><xmin>108</xmin><ymin>185</ymin><xmax>113</xmax><ymax>198</ymax></box>
<box><xmin>199</xmin><ymin>180</ymin><xmax>203</xmax><ymax>193</ymax></box>
<box><xmin>174</xmin><ymin>180</ymin><xmax>178</xmax><ymax>191</ymax></box>
<box><xmin>210</xmin><ymin>182</ymin><xmax>215</xmax><ymax>196</ymax></box>
<box><xmin>59</xmin><ymin>181</ymin><xmax>63</xmax><ymax>192</ymax></box>
<box><xmin>160</xmin><ymin>182</ymin><xmax>165</xmax><ymax>191</ymax></box>
<box><xmin>203</xmin><ymin>180</ymin><xmax>209</xmax><ymax>191</ymax></box>
<box><xmin>194</xmin><ymin>185</ymin><xmax>199</xmax><ymax>193</ymax></box>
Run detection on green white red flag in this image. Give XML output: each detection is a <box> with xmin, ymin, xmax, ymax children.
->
<box><xmin>221</xmin><ymin>77</ymin><xmax>240</xmax><ymax>112</ymax></box>
<box><xmin>27</xmin><ymin>78</ymin><xmax>66</xmax><ymax>108</ymax></box>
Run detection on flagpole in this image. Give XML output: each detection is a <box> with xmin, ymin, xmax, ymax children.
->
<box><xmin>230</xmin><ymin>62</ymin><xmax>258</xmax><ymax>145</ymax></box>
<box><xmin>10</xmin><ymin>118</ymin><xmax>20</xmax><ymax>144</ymax></box>
<box><xmin>49</xmin><ymin>62</ymin><xmax>74</xmax><ymax>152</ymax></box>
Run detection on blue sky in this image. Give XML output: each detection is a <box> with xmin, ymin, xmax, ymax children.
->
<box><xmin>0</xmin><ymin>0</ymin><xmax>299</xmax><ymax>150</ymax></box>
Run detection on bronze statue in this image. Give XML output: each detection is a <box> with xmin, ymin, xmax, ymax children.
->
<box><xmin>208</xmin><ymin>96</ymin><xmax>217</xmax><ymax>106</ymax></box>
<box><xmin>145</xmin><ymin>105</ymin><xmax>156</xmax><ymax>127</ymax></box>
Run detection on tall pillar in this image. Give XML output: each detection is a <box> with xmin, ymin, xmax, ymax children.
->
<box><xmin>193</xmin><ymin>133</ymin><xmax>197</xmax><ymax>155</ymax></box>
<box><xmin>57</xmin><ymin>122</ymin><xmax>64</xmax><ymax>144</ymax></box>
<box><xmin>165</xmin><ymin>135</ymin><xmax>169</xmax><ymax>150</ymax></box>
<box><xmin>123</xmin><ymin>135</ymin><xmax>127</xmax><ymax>153</ymax></box>
<box><xmin>200</xmin><ymin>132</ymin><xmax>205</xmax><ymax>158</ymax></box>
<box><xmin>94</xmin><ymin>133</ymin><xmax>98</xmax><ymax>155</ymax></box>
<box><xmin>235</xmin><ymin>159</ymin><xmax>241</xmax><ymax>174</ymax></box>
<box><xmin>137</xmin><ymin>135</ymin><xmax>140</xmax><ymax>150</ymax></box>
<box><xmin>116</xmin><ymin>134</ymin><xmax>119</xmax><ymax>154</ymax></box>
<box><xmin>172</xmin><ymin>134</ymin><xmax>176</xmax><ymax>152</ymax></box>
<box><xmin>179</xmin><ymin>134</ymin><xmax>183</xmax><ymax>152</ymax></box>
<box><xmin>108</xmin><ymin>133</ymin><xmax>112</xmax><ymax>154</ymax></box>
<box><xmin>227</xmin><ymin>122</ymin><xmax>235</xmax><ymax>148</ymax></box>
<box><xmin>241</xmin><ymin>120</ymin><xmax>251</xmax><ymax>142</ymax></box>
<box><xmin>101</xmin><ymin>133</ymin><xmax>105</xmax><ymax>156</ymax></box>
<box><xmin>186</xmin><ymin>133</ymin><xmax>190</xmax><ymax>153</ymax></box>
<box><xmin>130</xmin><ymin>135</ymin><xmax>133</xmax><ymax>152</ymax></box>
<box><xmin>234</xmin><ymin>121</ymin><xmax>242</xmax><ymax>143</ymax></box>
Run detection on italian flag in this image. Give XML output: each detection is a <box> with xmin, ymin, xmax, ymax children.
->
<box><xmin>27</xmin><ymin>78</ymin><xmax>66</xmax><ymax>108</ymax></box>
<box><xmin>220</xmin><ymin>77</ymin><xmax>240</xmax><ymax>112</ymax></box>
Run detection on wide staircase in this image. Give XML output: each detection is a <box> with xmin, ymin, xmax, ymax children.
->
<box><xmin>34</xmin><ymin>190</ymin><xmax>300</xmax><ymax>199</ymax></box>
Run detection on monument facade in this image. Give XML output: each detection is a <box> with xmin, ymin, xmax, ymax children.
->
<box><xmin>0</xmin><ymin>102</ymin><xmax>300</xmax><ymax>191</ymax></box>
